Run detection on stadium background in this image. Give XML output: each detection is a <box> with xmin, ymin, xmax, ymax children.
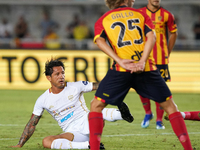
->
<box><xmin>0</xmin><ymin>0</ymin><xmax>200</xmax><ymax>93</ymax></box>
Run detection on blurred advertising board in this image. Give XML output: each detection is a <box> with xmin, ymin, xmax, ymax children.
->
<box><xmin>0</xmin><ymin>50</ymin><xmax>200</xmax><ymax>93</ymax></box>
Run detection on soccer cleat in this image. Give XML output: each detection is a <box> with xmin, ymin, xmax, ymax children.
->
<box><xmin>99</xmin><ymin>143</ymin><xmax>105</xmax><ymax>150</ymax></box>
<box><xmin>118</xmin><ymin>102</ymin><xmax>134</xmax><ymax>123</ymax></box>
<box><xmin>141</xmin><ymin>113</ymin><xmax>154</xmax><ymax>128</ymax></box>
<box><xmin>164</xmin><ymin>113</ymin><xmax>169</xmax><ymax>121</ymax></box>
<box><xmin>88</xmin><ymin>142</ymin><xmax>105</xmax><ymax>149</ymax></box>
<box><xmin>164</xmin><ymin>112</ymin><xmax>185</xmax><ymax>121</ymax></box>
<box><xmin>156</xmin><ymin>121</ymin><xmax>165</xmax><ymax>129</ymax></box>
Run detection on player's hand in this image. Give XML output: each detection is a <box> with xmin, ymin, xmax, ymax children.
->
<box><xmin>10</xmin><ymin>145</ymin><xmax>22</xmax><ymax>148</ymax></box>
<box><xmin>130</xmin><ymin>61</ymin><xmax>145</xmax><ymax>73</ymax></box>
<box><xmin>118</xmin><ymin>59</ymin><xmax>135</xmax><ymax>71</ymax></box>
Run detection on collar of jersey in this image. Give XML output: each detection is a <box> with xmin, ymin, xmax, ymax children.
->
<box><xmin>146</xmin><ymin>6</ymin><xmax>161</xmax><ymax>13</ymax></box>
<box><xmin>117</xmin><ymin>5</ymin><xmax>127</xmax><ymax>9</ymax></box>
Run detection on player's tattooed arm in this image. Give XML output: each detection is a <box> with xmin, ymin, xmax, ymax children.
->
<box><xmin>92</xmin><ymin>82</ymin><xmax>99</xmax><ymax>91</ymax></box>
<box><xmin>14</xmin><ymin>114</ymin><xmax>41</xmax><ymax>147</ymax></box>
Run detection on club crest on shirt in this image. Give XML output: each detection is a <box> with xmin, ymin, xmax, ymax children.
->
<box><xmin>68</xmin><ymin>95</ymin><xmax>73</xmax><ymax>101</ymax></box>
<box><xmin>158</xmin><ymin>16</ymin><xmax>162</xmax><ymax>21</ymax></box>
<box><xmin>49</xmin><ymin>105</ymin><xmax>54</xmax><ymax>109</ymax></box>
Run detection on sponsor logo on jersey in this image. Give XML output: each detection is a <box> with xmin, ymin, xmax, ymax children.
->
<box><xmin>155</xmin><ymin>27</ymin><xmax>164</xmax><ymax>34</ymax></box>
<box><xmin>131</xmin><ymin>51</ymin><xmax>143</xmax><ymax>61</ymax></box>
<box><xmin>82</xmin><ymin>81</ymin><xmax>88</xmax><ymax>85</ymax></box>
<box><xmin>60</xmin><ymin>111</ymin><xmax>74</xmax><ymax>123</ymax></box>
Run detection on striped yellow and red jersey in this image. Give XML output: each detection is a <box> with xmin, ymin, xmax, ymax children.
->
<box><xmin>138</xmin><ymin>6</ymin><xmax>177</xmax><ymax>65</ymax></box>
<box><xmin>94</xmin><ymin>6</ymin><xmax>157</xmax><ymax>72</ymax></box>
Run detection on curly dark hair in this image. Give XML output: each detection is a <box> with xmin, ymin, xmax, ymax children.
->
<box><xmin>44</xmin><ymin>58</ymin><xmax>65</xmax><ymax>76</ymax></box>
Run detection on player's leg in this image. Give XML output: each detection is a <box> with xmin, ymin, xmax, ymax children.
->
<box><xmin>102</xmin><ymin>102</ymin><xmax>133</xmax><ymax>123</ymax></box>
<box><xmin>155</xmin><ymin>102</ymin><xmax>165</xmax><ymax>129</ymax></box>
<box><xmin>89</xmin><ymin>69</ymin><xmax>131</xmax><ymax>150</ymax></box>
<box><xmin>134</xmin><ymin>70</ymin><xmax>192</xmax><ymax>150</ymax></box>
<box><xmin>139</xmin><ymin>95</ymin><xmax>153</xmax><ymax>128</ymax></box>
<box><xmin>102</xmin><ymin>108</ymin><xmax>122</xmax><ymax>122</ymax></box>
<box><xmin>182</xmin><ymin>111</ymin><xmax>200</xmax><ymax>120</ymax></box>
<box><xmin>89</xmin><ymin>98</ymin><xmax>107</xmax><ymax>150</ymax></box>
<box><xmin>165</xmin><ymin>111</ymin><xmax>200</xmax><ymax>121</ymax></box>
<box><xmin>159</xmin><ymin>98</ymin><xmax>193</xmax><ymax>150</ymax></box>
<box><xmin>140</xmin><ymin>95</ymin><xmax>152</xmax><ymax>114</ymax></box>
<box><xmin>156</xmin><ymin>64</ymin><xmax>170</xmax><ymax>129</ymax></box>
<box><xmin>43</xmin><ymin>132</ymin><xmax>89</xmax><ymax>149</ymax></box>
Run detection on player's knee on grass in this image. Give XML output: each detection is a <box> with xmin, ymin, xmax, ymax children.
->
<box><xmin>42</xmin><ymin>136</ymin><xmax>54</xmax><ymax>149</ymax></box>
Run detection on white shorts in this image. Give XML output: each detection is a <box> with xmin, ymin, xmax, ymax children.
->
<box><xmin>64</xmin><ymin>113</ymin><xmax>89</xmax><ymax>142</ymax></box>
<box><xmin>70</xmin><ymin>131</ymin><xmax>89</xmax><ymax>142</ymax></box>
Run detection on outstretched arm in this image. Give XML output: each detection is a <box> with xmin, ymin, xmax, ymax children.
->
<box><xmin>12</xmin><ymin>114</ymin><xmax>41</xmax><ymax>148</ymax></box>
<box><xmin>92</xmin><ymin>82</ymin><xmax>99</xmax><ymax>91</ymax></box>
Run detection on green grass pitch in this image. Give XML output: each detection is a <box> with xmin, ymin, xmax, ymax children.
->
<box><xmin>0</xmin><ymin>90</ymin><xmax>200</xmax><ymax>150</ymax></box>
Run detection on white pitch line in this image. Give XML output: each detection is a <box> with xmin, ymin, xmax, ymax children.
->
<box><xmin>1</xmin><ymin>132</ymin><xmax>200</xmax><ymax>141</ymax></box>
<box><xmin>104</xmin><ymin>132</ymin><xmax>200</xmax><ymax>137</ymax></box>
<box><xmin>0</xmin><ymin>122</ymin><xmax>198</xmax><ymax>126</ymax></box>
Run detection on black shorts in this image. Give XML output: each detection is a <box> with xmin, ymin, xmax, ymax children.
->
<box><xmin>156</xmin><ymin>64</ymin><xmax>171</xmax><ymax>82</ymax></box>
<box><xmin>95</xmin><ymin>69</ymin><xmax>172</xmax><ymax>106</ymax></box>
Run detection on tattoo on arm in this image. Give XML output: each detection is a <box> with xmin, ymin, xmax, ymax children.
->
<box><xmin>18</xmin><ymin>114</ymin><xmax>41</xmax><ymax>147</ymax></box>
<box><xmin>92</xmin><ymin>82</ymin><xmax>99</xmax><ymax>91</ymax></box>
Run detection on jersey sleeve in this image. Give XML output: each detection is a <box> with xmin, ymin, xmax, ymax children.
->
<box><xmin>77</xmin><ymin>81</ymin><xmax>93</xmax><ymax>93</ymax></box>
<box><xmin>167</xmin><ymin>13</ymin><xmax>177</xmax><ymax>33</ymax></box>
<box><xmin>32</xmin><ymin>95</ymin><xmax>44</xmax><ymax>116</ymax></box>
<box><xmin>93</xmin><ymin>17</ymin><xmax>106</xmax><ymax>43</ymax></box>
<box><xmin>144</xmin><ymin>13</ymin><xmax>155</xmax><ymax>35</ymax></box>
<box><xmin>67</xmin><ymin>81</ymin><xmax>93</xmax><ymax>93</ymax></box>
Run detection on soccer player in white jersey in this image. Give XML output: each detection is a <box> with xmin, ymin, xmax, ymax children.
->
<box><xmin>11</xmin><ymin>58</ymin><xmax>133</xmax><ymax>149</ymax></box>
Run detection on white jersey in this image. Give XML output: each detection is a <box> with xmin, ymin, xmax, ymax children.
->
<box><xmin>33</xmin><ymin>81</ymin><xmax>92</xmax><ymax>132</ymax></box>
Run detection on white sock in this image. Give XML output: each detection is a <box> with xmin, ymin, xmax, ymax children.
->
<box><xmin>181</xmin><ymin>112</ymin><xmax>186</xmax><ymax>119</ymax></box>
<box><xmin>51</xmin><ymin>139</ymin><xmax>89</xmax><ymax>149</ymax></box>
<box><xmin>102</xmin><ymin>108</ymin><xmax>123</xmax><ymax>122</ymax></box>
